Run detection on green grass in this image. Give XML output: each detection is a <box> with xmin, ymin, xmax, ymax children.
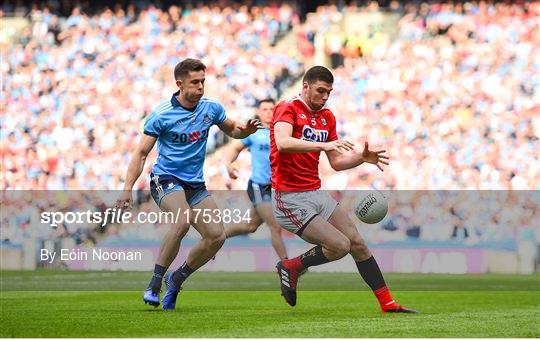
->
<box><xmin>2</xmin><ymin>270</ymin><xmax>539</xmax><ymax>291</ymax></box>
<box><xmin>1</xmin><ymin>271</ymin><xmax>539</xmax><ymax>337</ymax></box>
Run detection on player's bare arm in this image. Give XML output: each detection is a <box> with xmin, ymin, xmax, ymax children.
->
<box><xmin>218</xmin><ymin>118</ymin><xmax>262</xmax><ymax>139</ymax></box>
<box><xmin>326</xmin><ymin>141</ymin><xmax>389</xmax><ymax>171</ymax></box>
<box><xmin>115</xmin><ymin>134</ymin><xmax>157</xmax><ymax>208</ymax></box>
<box><xmin>224</xmin><ymin>140</ymin><xmax>246</xmax><ymax>179</ymax></box>
<box><xmin>274</xmin><ymin>121</ymin><xmax>354</xmax><ymax>153</ymax></box>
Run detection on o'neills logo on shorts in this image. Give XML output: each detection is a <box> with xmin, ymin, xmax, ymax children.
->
<box><xmin>301</xmin><ymin>125</ymin><xmax>329</xmax><ymax>142</ymax></box>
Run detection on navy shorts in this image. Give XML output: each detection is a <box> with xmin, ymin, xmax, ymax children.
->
<box><xmin>150</xmin><ymin>173</ymin><xmax>209</xmax><ymax>208</ymax></box>
<box><xmin>247</xmin><ymin>179</ymin><xmax>272</xmax><ymax>206</ymax></box>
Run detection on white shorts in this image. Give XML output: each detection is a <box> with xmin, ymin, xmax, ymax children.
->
<box><xmin>272</xmin><ymin>189</ymin><xmax>338</xmax><ymax>235</ymax></box>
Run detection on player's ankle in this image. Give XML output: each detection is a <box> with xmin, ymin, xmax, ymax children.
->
<box><xmin>149</xmin><ymin>285</ymin><xmax>161</xmax><ymax>294</ymax></box>
<box><xmin>283</xmin><ymin>257</ymin><xmax>304</xmax><ymax>272</ymax></box>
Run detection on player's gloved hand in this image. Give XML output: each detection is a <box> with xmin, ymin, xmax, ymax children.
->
<box><xmin>324</xmin><ymin>139</ymin><xmax>354</xmax><ymax>154</ymax></box>
<box><xmin>238</xmin><ymin>119</ymin><xmax>263</xmax><ymax>136</ymax></box>
<box><xmin>361</xmin><ymin>141</ymin><xmax>389</xmax><ymax>171</ymax></box>
<box><xmin>115</xmin><ymin>190</ymin><xmax>133</xmax><ymax>210</ymax></box>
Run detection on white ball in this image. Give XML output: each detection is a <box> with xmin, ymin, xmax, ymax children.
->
<box><xmin>354</xmin><ymin>190</ymin><xmax>388</xmax><ymax>224</ymax></box>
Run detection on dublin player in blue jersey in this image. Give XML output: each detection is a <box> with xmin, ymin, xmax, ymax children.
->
<box><xmin>116</xmin><ymin>58</ymin><xmax>261</xmax><ymax>310</ymax></box>
<box><xmin>224</xmin><ymin>99</ymin><xmax>288</xmax><ymax>260</ymax></box>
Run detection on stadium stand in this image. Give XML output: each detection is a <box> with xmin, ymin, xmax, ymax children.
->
<box><xmin>1</xmin><ymin>1</ymin><xmax>538</xmax><ymax>272</ymax></box>
<box><xmin>1</xmin><ymin>1</ymin><xmax>303</xmax><ymax>190</ymax></box>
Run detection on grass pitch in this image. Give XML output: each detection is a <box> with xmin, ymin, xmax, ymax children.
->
<box><xmin>1</xmin><ymin>271</ymin><xmax>539</xmax><ymax>337</ymax></box>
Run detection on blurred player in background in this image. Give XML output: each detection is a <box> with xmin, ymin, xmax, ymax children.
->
<box><xmin>116</xmin><ymin>58</ymin><xmax>261</xmax><ymax>310</ymax></box>
<box><xmin>271</xmin><ymin>65</ymin><xmax>417</xmax><ymax>313</ymax></box>
<box><xmin>223</xmin><ymin>99</ymin><xmax>288</xmax><ymax>260</ymax></box>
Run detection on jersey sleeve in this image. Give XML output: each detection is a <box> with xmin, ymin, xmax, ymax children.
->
<box><xmin>143</xmin><ymin>112</ymin><xmax>162</xmax><ymax>138</ymax></box>
<box><xmin>213</xmin><ymin>102</ymin><xmax>227</xmax><ymax>125</ymax></box>
<box><xmin>273</xmin><ymin>102</ymin><xmax>295</xmax><ymax>126</ymax></box>
<box><xmin>327</xmin><ymin>113</ymin><xmax>338</xmax><ymax>142</ymax></box>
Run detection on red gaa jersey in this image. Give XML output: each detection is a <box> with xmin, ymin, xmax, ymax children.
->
<box><xmin>270</xmin><ymin>95</ymin><xmax>338</xmax><ymax>191</ymax></box>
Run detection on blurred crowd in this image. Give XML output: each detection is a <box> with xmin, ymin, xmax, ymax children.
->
<box><xmin>1</xmin><ymin>1</ymin><xmax>539</xmax><ymax>248</ymax></box>
<box><xmin>325</xmin><ymin>1</ymin><xmax>539</xmax><ymax>190</ymax></box>
<box><xmin>208</xmin><ymin>1</ymin><xmax>539</xmax><ymax>192</ymax></box>
<box><xmin>1</xmin><ymin>1</ymin><xmax>302</xmax><ymax>190</ymax></box>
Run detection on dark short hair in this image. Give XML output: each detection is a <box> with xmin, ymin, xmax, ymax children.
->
<box><xmin>257</xmin><ymin>98</ymin><xmax>275</xmax><ymax>107</ymax></box>
<box><xmin>303</xmin><ymin>66</ymin><xmax>334</xmax><ymax>84</ymax></box>
<box><xmin>174</xmin><ymin>58</ymin><xmax>206</xmax><ymax>80</ymax></box>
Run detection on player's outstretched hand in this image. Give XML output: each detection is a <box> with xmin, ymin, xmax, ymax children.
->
<box><xmin>361</xmin><ymin>141</ymin><xmax>389</xmax><ymax>171</ymax></box>
<box><xmin>115</xmin><ymin>190</ymin><xmax>133</xmax><ymax>210</ymax></box>
<box><xmin>324</xmin><ymin>139</ymin><xmax>354</xmax><ymax>154</ymax></box>
<box><xmin>238</xmin><ymin>119</ymin><xmax>263</xmax><ymax>136</ymax></box>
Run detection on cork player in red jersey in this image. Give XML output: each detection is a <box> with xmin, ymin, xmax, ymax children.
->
<box><xmin>270</xmin><ymin>66</ymin><xmax>417</xmax><ymax>313</ymax></box>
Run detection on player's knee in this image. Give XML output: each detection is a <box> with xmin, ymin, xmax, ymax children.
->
<box><xmin>246</xmin><ymin>223</ymin><xmax>259</xmax><ymax>234</ymax></box>
<box><xmin>350</xmin><ymin>236</ymin><xmax>370</xmax><ymax>257</ymax></box>
<box><xmin>328</xmin><ymin>238</ymin><xmax>350</xmax><ymax>258</ymax></box>
<box><xmin>338</xmin><ymin>238</ymin><xmax>351</xmax><ymax>256</ymax></box>
<box><xmin>208</xmin><ymin>231</ymin><xmax>226</xmax><ymax>249</ymax></box>
<box><xmin>171</xmin><ymin>223</ymin><xmax>189</xmax><ymax>239</ymax></box>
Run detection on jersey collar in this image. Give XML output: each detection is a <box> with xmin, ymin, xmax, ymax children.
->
<box><xmin>171</xmin><ymin>91</ymin><xmax>181</xmax><ymax>107</ymax></box>
<box><xmin>171</xmin><ymin>91</ymin><xmax>197</xmax><ymax>112</ymax></box>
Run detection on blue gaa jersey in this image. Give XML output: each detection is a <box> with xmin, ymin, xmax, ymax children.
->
<box><xmin>143</xmin><ymin>92</ymin><xmax>227</xmax><ymax>183</ymax></box>
<box><xmin>241</xmin><ymin>127</ymin><xmax>271</xmax><ymax>184</ymax></box>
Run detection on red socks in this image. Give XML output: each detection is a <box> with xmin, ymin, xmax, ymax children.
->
<box><xmin>283</xmin><ymin>257</ymin><xmax>304</xmax><ymax>272</ymax></box>
<box><xmin>374</xmin><ymin>286</ymin><xmax>398</xmax><ymax>311</ymax></box>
